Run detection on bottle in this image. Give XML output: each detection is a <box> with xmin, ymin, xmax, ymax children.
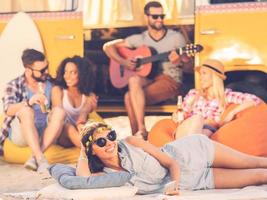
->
<box><xmin>172</xmin><ymin>95</ymin><xmax>184</xmax><ymax>123</ymax></box>
<box><xmin>38</xmin><ymin>82</ymin><xmax>48</xmax><ymax>113</ymax></box>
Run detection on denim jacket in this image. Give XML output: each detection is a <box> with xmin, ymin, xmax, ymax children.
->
<box><xmin>49</xmin><ymin>164</ymin><xmax>131</xmax><ymax>189</ymax></box>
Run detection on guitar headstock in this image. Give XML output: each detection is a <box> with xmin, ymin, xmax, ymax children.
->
<box><xmin>179</xmin><ymin>44</ymin><xmax>203</xmax><ymax>56</ymax></box>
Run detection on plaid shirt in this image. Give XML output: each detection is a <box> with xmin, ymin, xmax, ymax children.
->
<box><xmin>0</xmin><ymin>75</ymin><xmax>27</xmax><ymax>155</ymax></box>
<box><xmin>182</xmin><ymin>88</ymin><xmax>261</xmax><ymax>124</ymax></box>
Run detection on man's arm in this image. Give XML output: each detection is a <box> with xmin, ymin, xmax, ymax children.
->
<box><xmin>5</xmin><ymin>101</ymin><xmax>28</xmax><ymax>117</ymax></box>
<box><xmin>103</xmin><ymin>39</ymin><xmax>124</xmax><ymax>60</ymax></box>
<box><xmin>5</xmin><ymin>84</ymin><xmax>49</xmax><ymax>117</ymax></box>
<box><xmin>6</xmin><ymin>95</ymin><xmax>50</xmax><ymax>117</ymax></box>
<box><xmin>103</xmin><ymin>39</ymin><xmax>136</xmax><ymax>70</ymax></box>
<box><xmin>3</xmin><ymin>82</ymin><xmax>31</xmax><ymax>116</ymax></box>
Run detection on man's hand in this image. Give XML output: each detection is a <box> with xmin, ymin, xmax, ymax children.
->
<box><xmin>28</xmin><ymin>93</ymin><xmax>48</xmax><ymax>107</ymax></box>
<box><xmin>168</xmin><ymin>50</ymin><xmax>181</xmax><ymax>65</ymax></box>
<box><xmin>121</xmin><ymin>58</ymin><xmax>137</xmax><ymax>70</ymax></box>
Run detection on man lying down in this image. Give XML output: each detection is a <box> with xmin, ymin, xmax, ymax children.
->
<box><xmin>49</xmin><ymin>120</ymin><xmax>267</xmax><ymax>195</ymax></box>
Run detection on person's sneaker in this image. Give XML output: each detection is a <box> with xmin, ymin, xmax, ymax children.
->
<box><xmin>24</xmin><ymin>156</ymin><xmax>38</xmax><ymax>171</ymax></box>
<box><xmin>37</xmin><ymin>156</ymin><xmax>50</xmax><ymax>174</ymax></box>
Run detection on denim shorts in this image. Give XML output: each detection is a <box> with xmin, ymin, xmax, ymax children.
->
<box><xmin>163</xmin><ymin>135</ymin><xmax>215</xmax><ymax>190</ymax></box>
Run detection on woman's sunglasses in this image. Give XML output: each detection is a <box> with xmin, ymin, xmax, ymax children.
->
<box><xmin>93</xmin><ymin>130</ymin><xmax>117</xmax><ymax>147</ymax></box>
<box><xmin>147</xmin><ymin>14</ymin><xmax>165</xmax><ymax>20</ymax></box>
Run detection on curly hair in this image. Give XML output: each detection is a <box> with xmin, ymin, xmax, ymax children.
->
<box><xmin>55</xmin><ymin>55</ymin><xmax>95</xmax><ymax>95</ymax></box>
<box><xmin>81</xmin><ymin>122</ymin><xmax>112</xmax><ymax>173</ymax></box>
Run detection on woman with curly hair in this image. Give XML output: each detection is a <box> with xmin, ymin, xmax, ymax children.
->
<box><xmin>53</xmin><ymin>55</ymin><xmax>98</xmax><ymax>147</ymax></box>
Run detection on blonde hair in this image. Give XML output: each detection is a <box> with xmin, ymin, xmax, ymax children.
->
<box><xmin>200</xmin><ymin>70</ymin><xmax>227</xmax><ymax>109</ymax></box>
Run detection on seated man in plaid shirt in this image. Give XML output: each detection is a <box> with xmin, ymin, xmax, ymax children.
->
<box><xmin>0</xmin><ymin>49</ymin><xmax>66</xmax><ymax>173</ymax></box>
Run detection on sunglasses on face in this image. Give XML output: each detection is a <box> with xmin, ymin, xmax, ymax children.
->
<box><xmin>29</xmin><ymin>65</ymin><xmax>49</xmax><ymax>74</ymax></box>
<box><xmin>148</xmin><ymin>14</ymin><xmax>165</xmax><ymax>20</ymax></box>
<box><xmin>93</xmin><ymin>130</ymin><xmax>117</xmax><ymax>148</ymax></box>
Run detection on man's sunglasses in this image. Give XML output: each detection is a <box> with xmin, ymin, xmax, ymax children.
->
<box><xmin>147</xmin><ymin>14</ymin><xmax>165</xmax><ymax>20</ymax></box>
<box><xmin>28</xmin><ymin>65</ymin><xmax>49</xmax><ymax>74</ymax></box>
<box><xmin>93</xmin><ymin>130</ymin><xmax>117</xmax><ymax>147</ymax></box>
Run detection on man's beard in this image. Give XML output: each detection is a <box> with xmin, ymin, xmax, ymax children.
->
<box><xmin>149</xmin><ymin>22</ymin><xmax>164</xmax><ymax>31</ymax></box>
<box><xmin>31</xmin><ymin>73</ymin><xmax>48</xmax><ymax>82</ymax></box>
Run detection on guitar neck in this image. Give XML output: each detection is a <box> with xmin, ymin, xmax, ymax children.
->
<box><xmin>138</xmin><ymin>51</ymin><xmax>170</xmax><ymax>65</ymax></box>
<box><xmin>138</xmin><ymin>48</ymin><xmax>183</xmax><ymax>66</ymax></box>
<box><xmin>135</xmin><ymin>44</ymin><xmax>202</xmax><ymax>67</ymax></box>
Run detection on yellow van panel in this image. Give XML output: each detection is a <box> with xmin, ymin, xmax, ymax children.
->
<box><xmin>0</xmin><ymin>23</ymin><xmax>4</xmax><ymax>32</ymax></box>
<box><xmin>195</xmin><ymin>2</ymin><xmax>267</xmax><ymax>87</ymax></box>
<box><xmin>0</xmin><ymin>12</ymin><xmax>83</xmax><ymax>77</ymax></box>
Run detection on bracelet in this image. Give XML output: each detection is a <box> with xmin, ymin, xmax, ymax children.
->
<box><xmin>79</xmin><ymin>155</ymin><xmax>88</xmax><ymax>161</ymax></box>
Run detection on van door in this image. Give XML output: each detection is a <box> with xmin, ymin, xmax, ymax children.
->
<box><xmin>195</xmin><ymin>1</ymin><xmax>267</xmax><ymax>87</ymax></box>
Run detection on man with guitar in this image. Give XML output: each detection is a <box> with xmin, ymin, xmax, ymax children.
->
<box><xmin>103</xmin><ymin>1</ymin><xmax>191</xmax><ymax>139</ymax></box>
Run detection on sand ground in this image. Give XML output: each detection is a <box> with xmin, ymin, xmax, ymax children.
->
<box><xmin>0</xmin><ymin>157</ymin><xmax>55</xmax><ymax>199</ymax></box>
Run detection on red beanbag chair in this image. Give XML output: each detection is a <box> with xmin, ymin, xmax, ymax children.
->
<box><xmin>211</xmin><ymin>102</ymin><xmax>267</xmax><ymax>156</ymax></box>
<box><xmin>148</xmin><ymin>119</ymin><xmax>177</xmax><ymax>147</ymax></box>
<box><xmin>148</xmin><ymin>103</ymin><xmax>267</xmax><ymax>156</ymax></box>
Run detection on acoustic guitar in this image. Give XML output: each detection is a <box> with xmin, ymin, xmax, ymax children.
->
<box><xmin>109</xmin><ymin>44</ymin><xmax>203</xmax><ymax>88</ymax></box>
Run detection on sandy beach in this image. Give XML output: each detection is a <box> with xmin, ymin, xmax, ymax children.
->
<box><xmin>0</xmin><ymin>157</ymin><xmax>55</xmax><ymax>199</ymax></box>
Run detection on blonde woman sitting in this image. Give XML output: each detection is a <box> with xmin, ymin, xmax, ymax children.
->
<box><xmin>148</xmin><ymin>59</ymin><xmax>262</xmax><ymax>146</ymax></box>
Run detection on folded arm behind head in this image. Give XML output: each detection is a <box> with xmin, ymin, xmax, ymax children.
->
<box><xmin>50</xmin><ymin>164</ymin><xmax>131</xmax><ymax>189</ymax></box>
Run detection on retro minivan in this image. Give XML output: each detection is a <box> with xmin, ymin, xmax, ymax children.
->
<box><xmin>1</xmin><ymin>0</ymin><xmax>266</xmax><ymax>113</ymax></box>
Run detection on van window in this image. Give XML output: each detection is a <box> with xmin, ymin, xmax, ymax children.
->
<box><xmin>83</xmin><ymin>0</ymin><xmax>195</xmax><ymax>28</ymax></box>
<box><xmin>0</xmin><ymin>0</ymin><xmax>78</xmax><ymax>13</ymax></box>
